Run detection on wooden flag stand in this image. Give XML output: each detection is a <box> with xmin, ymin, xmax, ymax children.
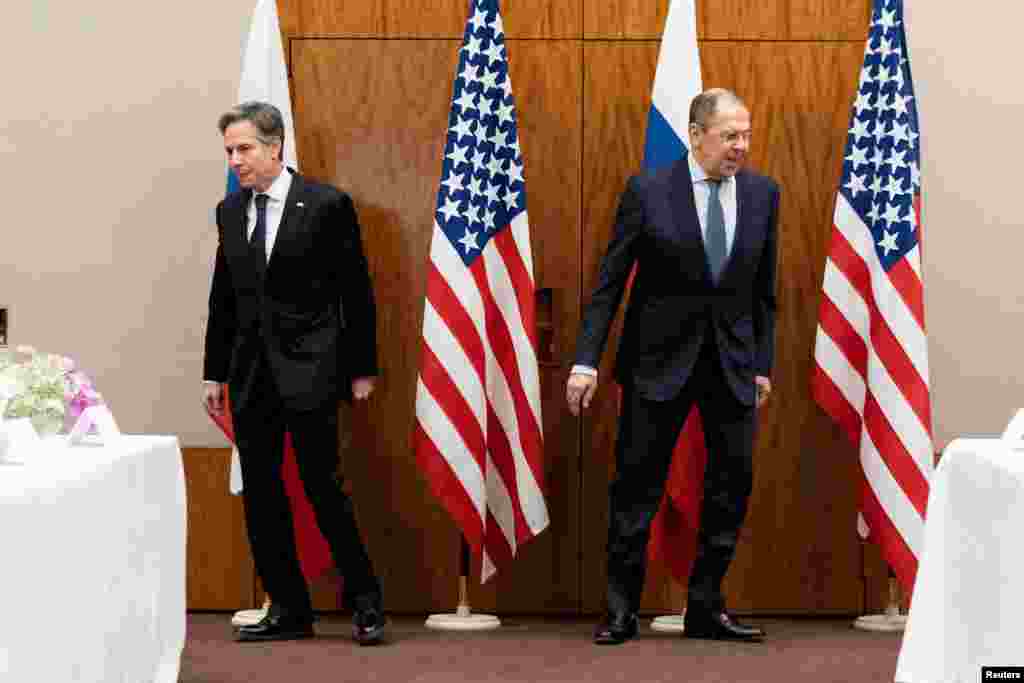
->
<box><xmin>854</xmin><ymin>567</ymin><xmax>906</xmax><ymax>632</ymax></box>
<box><xmin>425</xmin><ymin>536</ymin><xmax>501</xmax><ymax>631</ymax></box>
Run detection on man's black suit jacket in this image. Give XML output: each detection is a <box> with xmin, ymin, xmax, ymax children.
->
<box><xmin>575</xmin><ymin>155</ymin><xmax>779</xmax><ymax>405</ymax></box>
<box><xmin>204</xmin><ymin>170</ymin><xmax>377</xmax><ymax>413</ymax></box>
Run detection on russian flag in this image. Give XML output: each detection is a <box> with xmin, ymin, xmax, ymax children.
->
<box><xmin>638</xmin><ymin>0</ymin><xmax>708</xmax><ymax>589</ymax></box>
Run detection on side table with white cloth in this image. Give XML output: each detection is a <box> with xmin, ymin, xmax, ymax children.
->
<box><xmin>0</xmin><ymin>435</ymin><xmax>186</xmax><ymax>682</ymax></box>
<box><xmin>896</xmin><ymin>438</ymin><xmax>1024</xmax><ymax>683</ymax></box>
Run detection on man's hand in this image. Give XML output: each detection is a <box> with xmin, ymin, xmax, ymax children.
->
<box><xmin>566</xmin><ymin>373</ymin><xmax>598</xmax><ymax>417</ymax></box>
<box><xmin>755</xmin><ymin>376</ymin><xmax>772</xmax><ymax>408</ymax></box>
<box><xmin>352</xmin><ymin>377</ymin><xmax>377</xmax><ymax>401</ymax></box>
<box><xmin>203</xmin><ymin>382</ymin><xmax>225</xmax><ymax>416</ymax></box>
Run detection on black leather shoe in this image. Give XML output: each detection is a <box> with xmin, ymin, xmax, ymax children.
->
<box><xmin>235</xmin><ymin>614</ymin><xmax>314</xmax><ymax>642</ymax></box>
<box><xmin>352</xmin><ymin>607</ymin><xmax>387</xmax><ymax>645</ymax></box>
<box><xmin>684</xmin><ymin>611</ymin><xmax>765</xmax><ymax>642</ymax></box>
<box><xmin>593</xmin><ymin>612</ymin><xmax>639</xmax><ymax>645</ymax></box>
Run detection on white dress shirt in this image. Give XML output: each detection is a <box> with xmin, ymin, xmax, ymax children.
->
<box><xmin>571</xmin><ymin>155</ymin><xmax>738</xmax><ymax>378</ymax></box>
<box><xmin>687</xmin><ymin>152</ymin><xmax>738</xmax><ymax>254</ymax></box>
<box><xmin>247</xmin><ymin>167</ymin><xmax>293</xmax><ymax>262</ymax></box>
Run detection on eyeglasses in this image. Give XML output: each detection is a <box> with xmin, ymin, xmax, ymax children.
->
<box><xmin>695</xmin><ymin>124</ymin><xmax>753</xmax><ymax>146</ymax></box>
<box><xmin>718</xmin><ymin>130</ymin><xmax>753</xmax><ymax>146</ymax></box>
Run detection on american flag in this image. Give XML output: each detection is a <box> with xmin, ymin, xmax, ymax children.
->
<box><xmin>414</xmin><ymin>0</ymin><xmax>549</xmax><ymax>582</ymax></box>
<box><xmin>812</xmin><ymin>0</ymin><xmax>932</xmax><ymax>594</ymax></box>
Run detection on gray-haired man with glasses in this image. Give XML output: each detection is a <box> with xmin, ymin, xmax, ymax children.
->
<box><xmin>569</xmin><ymin>88</ymin><xmax>779</xmax><ymax>645</ymax></box>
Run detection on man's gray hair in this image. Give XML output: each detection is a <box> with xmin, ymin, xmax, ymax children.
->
<box><xmin>689</xmin><ymin>88</ymin><xmax>747</xmax><ymax>129</ymax></box>
<box><xmin>218</xmin><ymin>101</ymin><xmax>286</xmax><ymax>161</ymax></box>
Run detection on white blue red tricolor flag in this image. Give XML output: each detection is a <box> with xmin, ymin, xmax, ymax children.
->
<box><xmin>642</xmin><ymin>0</ymin><xmax>701</xmax><ymax>172</ymax></box>
<box><xmin>414</xmin><ymin>0</ymin><xmax>548</xmax><ymax>581</ymax></box>
<box><xmin>637</xmin><ymin>0</ymin><xmax>708</xmax><ymax>586</ymax></box>
<box><xmin>812</xmin><ymin>0</ymin><xmax>932</xmax><ymax>594</ymax></box>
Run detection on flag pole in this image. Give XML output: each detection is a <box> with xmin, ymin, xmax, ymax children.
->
<box><xmin>425</xmin><ymin>534</ymin><xmax>501</xmax><ymax>631</ymax></box>
<box><xmin>455</xmin><ymin>536</ymin><xmax>474</xmax><ymax>617</ymax></box>
<box><xmin>854</xmin><ymin>564</ymin><xmax>906</xmax><ymax>632</ymax></box>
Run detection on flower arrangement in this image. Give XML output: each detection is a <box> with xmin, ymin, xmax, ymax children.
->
<box><xmin>0</xmin><ymin>345</ymin><xmax>104</xmax><ymax>436</ymax></box>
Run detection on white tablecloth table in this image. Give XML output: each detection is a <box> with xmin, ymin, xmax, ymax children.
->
<box><xmin>0</xmin><ymin>435</ymin><xmax>186</xmax><ymax>682</ymax></box>
<box><xmin>896</xmin><ymin>438</ymin><xmax>1024</xmax><ymax>683</ymax></box>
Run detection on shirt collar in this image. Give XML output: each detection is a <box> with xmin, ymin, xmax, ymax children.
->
<box><xmin>687</xmin><ymin>152</ymin><xmax>732</xmax><ymax>187</ymax></box>
<box><xmin>257</xmin><ymin>167</ymin><xmax>292</xmax><ymax>203</ymax></box>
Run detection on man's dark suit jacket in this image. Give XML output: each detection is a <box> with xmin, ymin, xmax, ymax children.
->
<box><xmin>575</xmin><ymin>154</ymin><xmax>779</xmax><ymax>405</ymax></box>
<box><xmin>204</xmin><ymin>169</ymin><xmax>377</xmax><ymax>413</ymax></box>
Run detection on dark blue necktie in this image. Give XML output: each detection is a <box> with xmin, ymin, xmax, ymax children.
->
<box><xmin>705</xmin><ymin>179</ymin><xmax>727</xmax><ymax>283</ymax></box>
<box><xmin>249</xmin><ymin>193</ymin><xmax>269</xmax><ymax>279</ymax></box>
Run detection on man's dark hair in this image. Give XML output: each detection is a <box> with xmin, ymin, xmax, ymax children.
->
<box><xmin>218</xmin><ymin>101</ymin><xmax>286</xmax><ymax>162</ymax></box>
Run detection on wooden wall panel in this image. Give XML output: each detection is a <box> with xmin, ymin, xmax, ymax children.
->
<box><xmin>700</xmin><ymin>42</ymin><xmax>868</xmax><ymax>613</ymax></box>
<box><xmin>583</xmin><ymin>1</ymin><xmax>667</xmax><ymax>39</ymax></box>
<box><xmin>280</xmin><ymin>0</ymin><xmax>580</xmax><ymax>39</ymax></box>
<box><xmin>579</xmin><ymin>42</ymin><xmax>659</xmax><ymax>613</ymax></box>
<box><xmin>580</xmin><ymin>41</ymin><xmax>868</xmax><ymax>614</ymax></box>
<box><xmin>292</xmin><ymin>39</ymin><xmax>463</xmax><ymax>613</ymax></box>
<box><xmin>700</xmin><ymin>0</ymin><xmax>870</xmax><ymax>40</ymax></box>
<box><xmin>291</xmin><ymin>37</ymin><xmax>582</xmax><ymax>613</ymax></box>
<box><xmin>183</xmin><ymin>448</ymin><xmax>256</xmax><ymax>610</ymax></box>
<box><xmin>583</xmin><ymin>0</ymin><xmax>870</xmax><ymax>40</ymax></box>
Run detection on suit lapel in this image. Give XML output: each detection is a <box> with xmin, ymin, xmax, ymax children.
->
<box><xmin>717</xmin><ymin>170</ymin><xmax>749</xmax><ymax>285</ymax></box>
<box><xmin>266</xmin><ymin>170</ymin><xmax>305</xmax><ymax>274</ymax></box>
<box><xmin>734</xmin><ymin>170</ymin><xmax>746</xmax><ymax>236</ymax></box>
<box><xmin>227</xmin><ymin>189</ymin><xmax>252</xmax><ymax>262</ymax></box>
<box><xmin>668</xmin><ymin>154</ymin><xmax>713</xmax><ymax>283</ymax></box>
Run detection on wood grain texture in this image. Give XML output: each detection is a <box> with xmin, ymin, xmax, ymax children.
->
<box><xmin>292</xmin><ymin>38</ymin><xmax>461</xmax><ymax>613</ymax></box>
<box><xmin>291</xmin><ymin>37</ymin><xmax>582</xmax><ymax>613</ymax></box>
<box><xmin>584</xmin><ymin>0</ymin><xmax>871</xmax><ymax>40</ymax></box>
<box><xmin>183</xmin><ymin>448</ymin><xmax>257</xmax><ymax>610</ymax></box>
<box><xmin>583</xmin><ymin>0</ymin><xmax>668</xmax><ymax>39</ymax></box>
<box><xmin>701</xmin><ymin>42</ymin><xmax>867</xmax><ymax>613</ymax></box>
<box><xmin>580</xmin><ymin>41</ymin><xmax>868</xmax><ymax>614</ymax></box>
<box><xmin>579</xmin><ymin>42</ymin><xmax>659</xmax><ymax>613</ymax></box>
<box><xmin>700</xmin><ymin>0</ymin><xmax>871</xmax><ymax>41</ymax></box>
<box><xmin>279</xmin><ymin>0</ymin><xmax>580</xmax><ymax>39</ymax></box>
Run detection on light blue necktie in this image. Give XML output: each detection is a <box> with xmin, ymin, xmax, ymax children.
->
<box><xmin>705</xmin><ymin>179</ymin><xmax>727</xmax><ymax>283</ymax></box>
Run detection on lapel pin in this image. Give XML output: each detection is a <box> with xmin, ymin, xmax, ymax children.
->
<box><xmin>296</xmin><ymin>202</ymin><xmax>305</xmax><ymax>208</ymax></box>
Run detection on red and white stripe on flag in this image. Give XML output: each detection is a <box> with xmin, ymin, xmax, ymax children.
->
<box><xmin>414</xmin><ymin>0</ymin><xmax>548</xmax><ymax>582</ymax></box>
<box><xmin>812</xmin><ymin>0</ymin><xmax>932</xmax><ymax>596</ymax></box>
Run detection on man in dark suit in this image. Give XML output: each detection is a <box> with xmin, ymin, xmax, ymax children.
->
<box><xmin>568</xmin><ymin>89</ymin><xmax>779</xmax><ymax>644</ymax></box>
<box><xmin>203</xmin><ymin>101</ymin><xmax>385</xmax><ymax>644</ymax></box>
